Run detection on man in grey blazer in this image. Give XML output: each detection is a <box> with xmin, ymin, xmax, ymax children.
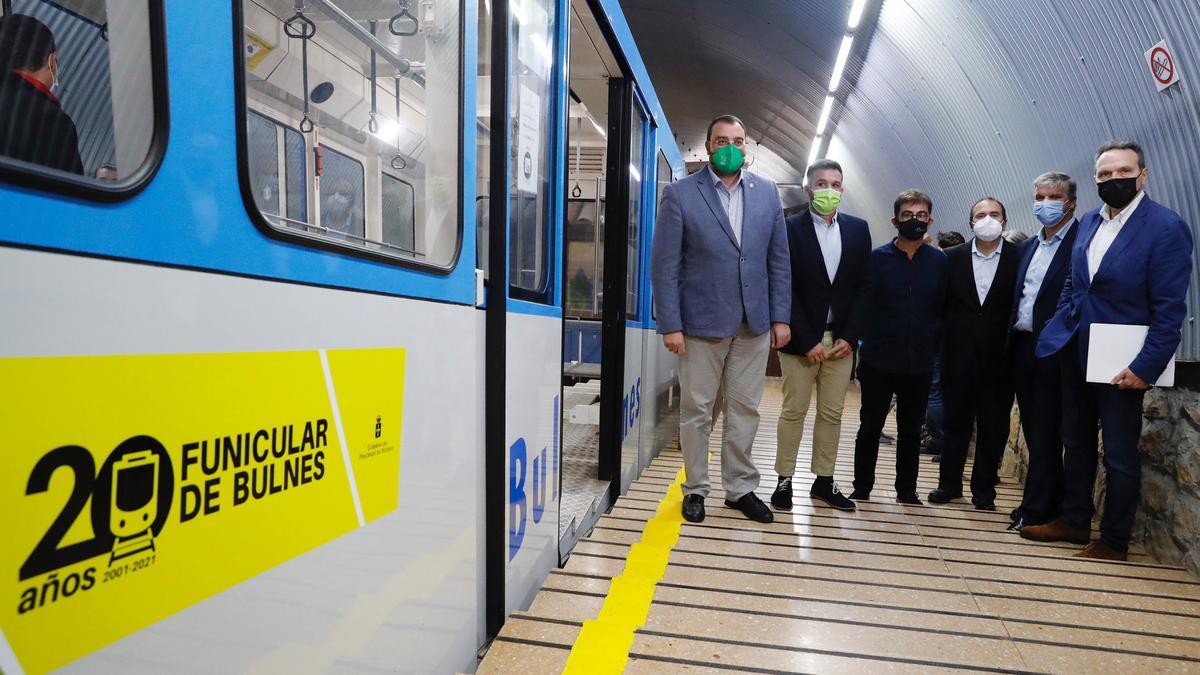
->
<box><xmin>650</xmin><ymin>115</ymin><xmax>791</xmax><ymax>524</ymax></box>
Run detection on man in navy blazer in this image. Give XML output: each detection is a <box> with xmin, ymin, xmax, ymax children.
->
<box><xmin>1007</xmin><ymin>172</ymin><xmax>1080</xmax><ymax>532</ymax></box>
<box><xmin>1023</xmin><ymin>141</ymin><xmax>1194</xmax><ymax>560</ymax></box>
<box><xmin>772</xmin><ymin>158</ymin><xmax>871</xmax><ymax>512</ymax></box>
<box><xmin>650</xmin><ymin>115</ymin><xmax>791</xmax><ymax>525</ymax></box>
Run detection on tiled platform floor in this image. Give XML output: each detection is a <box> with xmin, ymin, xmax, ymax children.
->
<box><xmin>481</xmin><ymin>380</ymin><xmax>1200</xmax><ymax>673</ymax></box>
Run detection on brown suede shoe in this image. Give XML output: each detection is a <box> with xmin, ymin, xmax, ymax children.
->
<box><xmin>1073</xmin><ymin>541</ymin><xmax>1128</xmax><ymax>562</ymax></box>
<box><xmin>1019</xmin><ymin>518</ymin><xmax>1090</xmax><ymax>545</ymax></box>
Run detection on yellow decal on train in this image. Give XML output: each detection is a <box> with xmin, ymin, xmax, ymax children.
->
<box><xmin>0</xmin><ymin>348</ymin><xmax>405</xmax><ymax>673</ymax></box>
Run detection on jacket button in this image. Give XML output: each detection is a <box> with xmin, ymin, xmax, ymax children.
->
<box><xmin>740</xmin><ymin>257</ymin><xmax>746</xmax><ymax>263</ymax></box>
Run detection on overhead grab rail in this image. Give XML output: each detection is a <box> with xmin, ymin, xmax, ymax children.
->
<box><xmin>388</xmin><ymin>0</ymin><xmax>419</xmax><ymax>37</ymax></box>
<box><xmin>284</xmin><ymin>1</ymin><xmax>318</xmax><ymax>133</ymax></box>
<box><xmin>310</xmin><ymin>0</ymin><xmax>411</xmax><ymax>75</ymax></box>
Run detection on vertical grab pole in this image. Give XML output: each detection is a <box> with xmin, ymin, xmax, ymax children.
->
<box><xmin>484</xmin><ymin>0</ymin><xmax>510</xmax><ymax>642</ymax></box>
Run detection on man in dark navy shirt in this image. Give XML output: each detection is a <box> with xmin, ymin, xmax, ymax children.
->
<box><xmin>851</xmin><ymin>189</ymin><xmax>948</xmax><ymax>505</ymax></box>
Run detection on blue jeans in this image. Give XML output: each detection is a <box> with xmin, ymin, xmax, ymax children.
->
<box><xmin>925</xmin><ymin>356</ymin><xmax>944</xmax><ymax>450</ymax></box>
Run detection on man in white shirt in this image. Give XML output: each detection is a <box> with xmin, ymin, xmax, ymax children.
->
<box><xmin>929</xmin><ymin>198</ymin><xmax>1020</xmax><ymax>510</ymax></box>
<box><xmin>772</xmin><ymin>159</ymin><xmax>872</xmax><ymax>512</ymax></box>
<box><xmin>1024</xmin><ymin>140</ymin><xmax>1193</xmax><ymax>561</ymax></box>
<box><xmin>1007</xmin><ymin>172</ymin><xmax>1079</xmax><ymax>532</ymax></box>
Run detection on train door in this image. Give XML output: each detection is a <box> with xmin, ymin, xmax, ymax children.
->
<box><xmin>557</xmin><ymin>0</ymin><xmax>622</xmax><ymax>557</ymax></box>
<box><xmin>481</xmin><ymin>0</ymin><xmax>569</xmax><ymax>641</ymax></box>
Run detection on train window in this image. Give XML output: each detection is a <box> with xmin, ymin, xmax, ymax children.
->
<box><xmin>508</xmin><ymin>0</ymin><xmax>558</xmax><ymax>302</ymax></box>
<box><xmin>237</xmin><ymin>0</ymin><xmax>462</xmax><ymax>269</ymax></box>
<box><xmin>626</xmin><ymin>106</ymin><xmax>646</xmax><ymax>320</ymax></box>
<box><xmin>565</xmin><ymin>199</ymin><xmax>603</xmax><ymax>319</ymax></box>
<box><xmin>319</xmin><ymin>144</ymin><xmax>366</xmax><ymax>240</ymax></box>
<box><xmin>382</xmin><ymin>172</ymin><xmax>416</xmax><ymax>254</ymax></box>
<box><xmin>0</xmin><ymin>1</ymin><xmax>166</xmax><ymax>198</ymax></box>
<box><xmin>247</xmin><ymin>111</ymin><xmax>309</xmax><ymax>226</ymax></box>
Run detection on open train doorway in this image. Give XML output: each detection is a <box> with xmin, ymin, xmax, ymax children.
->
<box><xmin>558</xmin><ymin>0</ymin><xmax>628</xmax><ymax>557</ymax></box>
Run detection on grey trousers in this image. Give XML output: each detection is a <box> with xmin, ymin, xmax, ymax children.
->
<box><xmin>678</xmin><ymin>324</ymin><xmax>771</xmax><ymax>501</ymax></box>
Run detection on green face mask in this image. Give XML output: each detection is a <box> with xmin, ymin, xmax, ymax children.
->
<box><xmin>710</xmin><ymin>144</ymin><xmax>745</xmax><ymax>175</ymax></box>
<box><xmin>810</xmin><ymin>187</ymin><xmax>842</xmax><ymax>215</ymax></box>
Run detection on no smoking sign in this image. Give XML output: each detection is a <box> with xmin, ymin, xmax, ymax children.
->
<box><xmin>1145</xmin><ymin>40</ymin><xmax>1181</xmax><ymax>92</ymax></box>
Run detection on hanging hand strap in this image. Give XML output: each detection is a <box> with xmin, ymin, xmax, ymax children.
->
<box><xmin>571</xmin><ymin>117</ymin><xmax>583</xmax><ymax>197</ymax></box>
<box><xmin>284</xmin><ymin>5</ymin><xmax>317</xmax><ymax>133</ymax></box>
<box><xmin>389</xmin><ymin>0</ymin><xmax>419</xmax><ymax>36</ymax></box>
<box><xmin>390</xmin><ymin>75</ymin><xmax>407</xmax><ymax>170</ymax></box>
<box><xmin>367</xmin><ymin>20</ymin><xmax>379</xmax><ymax>134</ymax></box>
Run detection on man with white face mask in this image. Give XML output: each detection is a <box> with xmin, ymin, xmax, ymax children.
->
<box><xmin>928</xmin><ymin>198</ymin><xmax>1020</xmax><ymax>510</ymax></box>
<box><xmin>1006</xmin><ymin>172</ymin><xmax>1079</xmax><ymax>532</ymax></box>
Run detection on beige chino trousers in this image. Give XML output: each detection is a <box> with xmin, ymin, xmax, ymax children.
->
<box><xmin>678</xmin><ymin>324</ymin><xmax>770</xmax><ymax>501</ymax></box>
<box><xmin>775</xmin><ymin>331</ymin><xmax>853</xmax><ymax>478</ymax></box>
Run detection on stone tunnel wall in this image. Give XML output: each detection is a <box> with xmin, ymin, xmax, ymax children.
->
<box><xmin>1003</xmin><ymin>388</ymin><xmax>1200</xmax><ymax>576</ymax></box>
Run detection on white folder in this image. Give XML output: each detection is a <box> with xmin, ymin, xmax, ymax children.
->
<box><xmin>1085</xmin><ymin>323</ymin><xmax>1175</xmax><ymax>387</ymax></box>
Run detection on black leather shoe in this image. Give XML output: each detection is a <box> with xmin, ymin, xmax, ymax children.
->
<box><xmin>848</xmin><ymin>490</ymin><xmax>871</xmax><ymax>501</ymax></box>
<box><xmin>771</xmin><ymin>476</ymin><xmax>793</xmax><ymax>510</ymax></box>
<box><xmin>974</xmin><ymin>501</ymin><xmax>997</xmax><ymax>511</ymax></box>
<box><xmin>682</xmin><ymin>494</ymin><xmax>705</xmax><ymax>523</ymax></box>
<box><xmin>811</xmin><ymin>478</ymin><xmax>856</xmax><ymax>511</ymax></box>
<box><xmin>1006</xmin><ymin>516</ymin><xmax>1026</xmax><ymax>532</ymax></box>
<box><xmin>927</xmin><ymin>488</ymin><xmax>962</xmax><ymax>504</ymax></box>
<box><xmin>896</xmin><ymin>493</ymin><xmax>924</xmax><ymax>506</ymax></box>
<box><xmin>725</xmin><ymin>492</ymin><xmax>774</xmax><ymax>523</ymax></box>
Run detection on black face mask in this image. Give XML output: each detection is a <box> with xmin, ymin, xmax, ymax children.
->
<box><xmin>896</xmin><ymin>218</ymin><xmax>928</xmax><ymax>241</ymax></box>
<box><xmin>1097</xmin><ymin>176</ymin><xmax>1139</xmax><ymax>210</ymax></box>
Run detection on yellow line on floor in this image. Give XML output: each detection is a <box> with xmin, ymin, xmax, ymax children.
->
<box><xmin>561</xmin><ymin>464</ymin><xmax>687</xmax><ymax>674</ymax></box>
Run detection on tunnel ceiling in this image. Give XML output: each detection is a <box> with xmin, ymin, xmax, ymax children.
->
<box><xmin>620</xmin><ymin>0</ymin><xmax>857</xmax><ymax>184</ymax></box>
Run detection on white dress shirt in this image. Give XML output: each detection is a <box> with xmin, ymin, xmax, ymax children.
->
<box><xmin>1087</xmin><ymin>190</ymin><xmax>1145</xmax><ymax>281</ymax></box>
<box><xmin>708</xmin><ymin>165</ymin><xmax>744</xmax><ymax>246</ymax></box>
<box><xmin>811</xmin><ymin>209</ymin><xmax>842</xmax><ymax>322</ymax></box>
<box><xmin>1014</xmin><ymin>220</ymin><xmax>1074</xmax><ymax>332</ymax></box>
<box><xmin>971</xmin><ymin>238</ymin><xmax>1002</xmax><ymax>305</ymax></box>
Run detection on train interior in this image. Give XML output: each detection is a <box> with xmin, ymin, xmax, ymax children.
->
<box><xmin>2</xmin><ymin>0</ymin><xmax>156</xmax><ymax>184</ymax></box>
<box><xmin>240</xmin><ymin>0</ymin><xmax>460</xmax><ymax>266</ymax></box>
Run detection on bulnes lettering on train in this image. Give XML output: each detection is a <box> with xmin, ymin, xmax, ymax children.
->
<box><xmin>508</xmin><ymin>395</ymin><xmax>561</xmax><ymax>561</ymax></box>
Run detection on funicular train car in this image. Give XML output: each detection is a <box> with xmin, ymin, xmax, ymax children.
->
<box><xmin>0</xmin><ymin>0</ymin><xmax>683</xmax><ymax>672</ymax></box>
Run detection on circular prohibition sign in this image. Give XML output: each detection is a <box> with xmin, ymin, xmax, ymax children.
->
<box><xmin>1151</xmin><ymin>46</ymin><xmax>1175</xmax><ymax>85</ymax></box>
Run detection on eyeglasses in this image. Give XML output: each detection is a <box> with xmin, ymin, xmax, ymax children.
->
<box><xmin>899</xmin><ymin>210</ymin><xmax>930</xmax><ymax>222</ymax></box>
<box><xmin>711</xmin><ymin>138</ymin><xmax>746</xmax><ymax>148</ymax></box>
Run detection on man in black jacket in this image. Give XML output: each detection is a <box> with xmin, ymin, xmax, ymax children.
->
<box><xmin>929</xmin><ymin>198</ymin><xmax>1020</xmax><ymax>510</ymax></box>
<box><xmin>772</xmin><ymin>159</ymin><xmax>872</xmax><ymax>511</ymax></box>
<box><xmin>1007</xmin><ymin>173</ymin><xmax>1079</xmax><ymax>531</ymax></box>
<box><xmin>0</xmin><ymin>14</ymin><xmax>83</xmax><ymax>175</ymax></box>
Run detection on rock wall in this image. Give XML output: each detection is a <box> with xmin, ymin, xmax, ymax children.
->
<box><xmin>1004</xmin><ymin>389</ymin><xmax>1200</xmax><ymax>576</ymax></box>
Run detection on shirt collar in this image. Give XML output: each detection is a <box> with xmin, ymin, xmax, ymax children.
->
<box><xmin>707</xmin><ymin>164</ymin><xmax>743</xmax><ymax>191</ymax></box>
<box><xmin>971</xmin><ymin>238</ymin><xmax>1001</xmax><ymax>260</ymax></box>
<box><xmin>11</xmin><ymin>70</ymin><xmax>59</xmax><ymax>105</ymax></box>
<box><xmin>810</xmin><ymin>209</ymin><xmax>838</xmax><ymax>228</ymax></box>
<box><xmin>1039</xmin><ymin>219</ymin><xmax>1074</xmax><ymax>245</ymax></box>
<box><xmin>1101</xmin><ymin>190</ymin><xmax>1146</xmax><ymax>225</ymax></box>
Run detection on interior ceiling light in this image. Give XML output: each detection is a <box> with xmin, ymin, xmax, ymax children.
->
<box><xmin>848</xmin><ymin>0</ymin><xmax>868</xmax><ymax>30</ymax></box>
<box><xmin>828</xmin><ymin>34</ymin><xmax>854</xmax><ymax>92</ymax></box>
<box><xmin>807</xmin><ymin>0</ymin><xmax>869</xmax><ymax>175</ymax></box>
<box><xmin>815</xmin><ymin>95</ymin><xmax>835</xmax><ymax>136</ymax></box>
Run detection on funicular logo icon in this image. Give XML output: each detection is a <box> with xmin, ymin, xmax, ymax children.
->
<box><xmin>109</xmin><ymin>450</ymin><xmax>161</xmax><ymax>563</ymax></box>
